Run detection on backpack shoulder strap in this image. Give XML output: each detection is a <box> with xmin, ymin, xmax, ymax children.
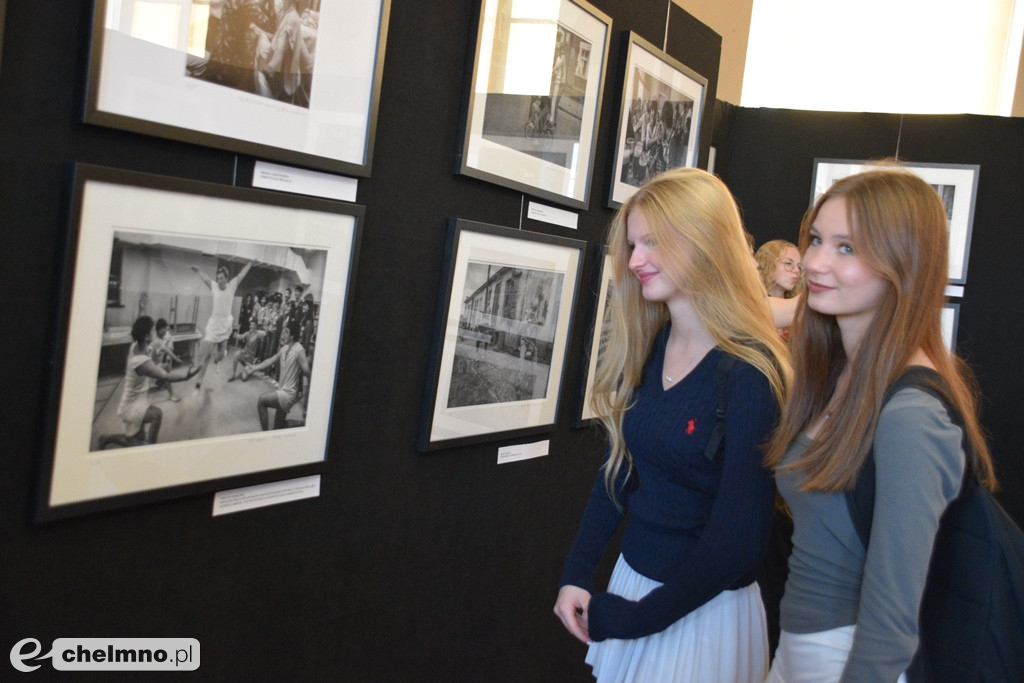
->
<box><xmin>703</xmin><ymin>352</ymin><xmax>738</xmax><ymax>461</ymax></box>
<box><xmin>845</xmin><ymin>367</ymin><xmax>964</xmax><ymax>548</ymax></box>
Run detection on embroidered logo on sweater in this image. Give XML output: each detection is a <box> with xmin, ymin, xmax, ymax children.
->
<box><xmin>686</xmin><ymin>418</ymin><xmax>696</xmax><ymax>435</ymax></box>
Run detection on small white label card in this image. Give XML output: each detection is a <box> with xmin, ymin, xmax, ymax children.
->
<box><xmin>527</xmin><ymin>201</ymin><xmax>579</xmax><ymax>230</ymax></box>
<box><xmin>252</xmin><ymin>160</ymin><xmax>358</xmax><ymax>202</ymax></box>
<box><xmin>497</xmin><ymin>439</ymin><xmax>550</xmax><ymax>465</ymax></box>
<box><xmin>212</xmin><ymin>474</ymin><xmax>321</xmax><ymax>516</ymax></box>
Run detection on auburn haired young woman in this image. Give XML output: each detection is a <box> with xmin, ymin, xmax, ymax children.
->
<box><xmin>764</xmin><ymin>168</ymin><xmax>995</xmax><ymax>682</ymax></box>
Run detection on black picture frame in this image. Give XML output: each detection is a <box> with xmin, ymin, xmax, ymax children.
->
<box><xmin>83</xmin><ymin>0</ymin><xmax>391</xmax><ymax>176</ymax></box>
<box><xmin>37</xmin><ymin>164</ymin><xmax>362</xmax><ymax>520</ymax></box>
<box><xmin>419</xmin><ymin>218</ymin><xmax>585</xmax><ymax>451</ymax></box>
<box><xmin>607</xmin><ymin>31</ymin><xmax>707</xmax><ymax>208</ymax></box>
<box><xmin>454</xmin><ymin>0</ymin><xmax>612</xmax><ymax>209</ymax></box>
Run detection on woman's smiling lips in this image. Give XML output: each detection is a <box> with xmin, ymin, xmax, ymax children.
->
<box><xmin>636</xmin><ymin>271</ymin><xmax>657</xmax><ymax>284</ymax></box>
<box><xmin>807</xmin><ymin>280</ymin><xmax>833</xmax><ymax>294</ymax></box>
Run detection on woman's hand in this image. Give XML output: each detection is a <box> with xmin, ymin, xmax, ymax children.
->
<box><xmin>553</xmin><ymin>585</ymin><xmax>592</xmax><ymax>644</ymax></box>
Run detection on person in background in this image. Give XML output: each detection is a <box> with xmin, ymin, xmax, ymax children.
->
<box><xmin>756</xmin><ymin>240</ymin><xmax>803</xmax><ymax>339</ymax></box>
<box><xmin>554</xmin><ymin>167</ymin><xmax>790</xmax><ymax>682</ymax></box>
<box><xmin>228</xmin><ymin>323</ymin><xmax>267</xmax><ymax>382</ymax></box>
<box><xmin>764</xmin><ymin>168</ymin><xmax>995</xmax><ymax>682</ymax></box>
<box><xmin>756</xmin><ymin>240</ymin><xmax>803</xmax><ymax>299</ymax></box>
<box><xmin>242</xmin><ymin>319</ymin><xmax>310</xmax><ymax>430</ymax></box>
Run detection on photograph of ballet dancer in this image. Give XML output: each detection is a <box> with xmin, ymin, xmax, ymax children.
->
<box><xmin>608</xmin><ymin>32</ymin><xmax>707</xmax><ymax>207</ymax></box>
<box><xmin>41</xmin><ymin>166</ymin><xmax>359</xmax><ymax>518</ymax></box>
<box><xmin>93</xmin><ymin>231</ymin><xmax>326</xmax><ymax>452</ymax></box>
<box><xmin>185</xmin><ymin>0</ymin><xmax>322</xmax><ymax>108</ymax></box>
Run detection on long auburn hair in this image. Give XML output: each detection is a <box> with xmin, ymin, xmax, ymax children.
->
<box><xmin>592</xmin><ymin>167</ymin><xmax>790</xmax><ymax>501</ymax></box>
<box><xmin>765</xmin><ymin>168</ymin><xmax>995</xmax><ymax>491</ymax></box>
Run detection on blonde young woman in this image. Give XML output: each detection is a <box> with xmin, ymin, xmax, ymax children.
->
<box><xmin>756</xmin><ymin>240</ymin><xmax>803</xmax><ymax>299</ymax></box>
<box><xmin>755</xmin><ymin>240</ymin><xmax>803</xmax><ymax>340</ymax></box>
<box><xmin>764</xmin><ymin>169</ymin><xmax>996</xmax><ymax>682</ymax></box>
<box><xmin>554</xmin><ymin>168</ymin><xmax>790</xmax><ymax>682</ymax></box>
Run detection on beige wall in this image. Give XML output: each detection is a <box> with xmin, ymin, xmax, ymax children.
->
<box><xmin>1015</xmin><ymin>35</ymin><xmax>1024</xmax><ymax>116</ymax></box>
<box><xmin>673</xmin><ymin>0</ymin><xmax>753</xmax><ymax>105</ymax></box>
<box><xmin>675</xmin><ymin>0</ymin><xmax>1023</xmax><ymax>116</ymax></box>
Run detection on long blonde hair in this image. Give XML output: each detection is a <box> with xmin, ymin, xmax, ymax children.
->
<box><xmin>765</xmin><ymin>168</ymin><xmax>995</xmax><ymax>491</ymax></box>
<box><xmin>755</xmin><ymin>239</ymin><xmax>803</xmax><ymax>298</ymax></box>
<box><xmin>592</xmin><ymin>168</ymin><xmax>791</xmax><ymax>501</ymax></box>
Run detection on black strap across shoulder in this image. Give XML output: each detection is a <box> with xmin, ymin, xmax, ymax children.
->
<box><xmin>845</xmin><ymin>366</ymin><xmax>968</xmax><ymax>548</ymax></box>
<box><xmin>703</xmin><ymin>352</ymin><xmax>738</xmax><ymax>461</ymax></box>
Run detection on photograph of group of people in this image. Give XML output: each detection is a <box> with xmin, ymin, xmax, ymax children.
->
<box><xmin>92</xmin><ymin>230</ymin><xmax>326</xmax><ymax>452</ymax></box>
<box><xmin>618</xmin><ymin>75</ymin><xmax>695</xmax><ymax>187</ymax></box>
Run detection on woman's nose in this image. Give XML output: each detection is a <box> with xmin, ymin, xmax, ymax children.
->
<box><xmin>803</xmin><ymin>250</ymin><xmax>825</xmax><ymax>273</ymax></box>
<box><xmin>628</xmin><ymin>248</ymin><xmax>644</xmax><ymax>270</ymax></box>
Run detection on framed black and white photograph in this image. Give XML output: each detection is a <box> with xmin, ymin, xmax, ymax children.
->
<box><xmin>811</xmin><ymin>159</ymin><xmax>979</xmax><ymax>284</ymax></box>
<box><xmin>38</xmin><ymin>164</ymin><xmax>361</xmax><ymax>519</ymax></box>
<box><xmin>576</xmin><ymin>248</ymin><xmax>613</xmax><ymax>425</ymax></box>
<box><xmin>419</xmin><ymin>219</ymin><xmax>585</xmax><ymax>450</ymax></box>
<box><xmin>455</xmin><ymin>0</ymin><xmax>611</xmax><ymax>209</ymax></box>
<box><xmin>84</xmin><ymin>0</ymin><xmax>391</xmax><ymax>176</ymax></box>
<box><xmin>941</xmin><ymin>302</ymin><xmax>960</xmax><ymax>352</ymax></box>
<box><xmin>608</xmin><ymin>31</ymin><xmax>706</xmax><ymax>208</ymax></box>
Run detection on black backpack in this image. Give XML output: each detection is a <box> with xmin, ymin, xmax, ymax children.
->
<box><xmin>845</xmin><ymin>367</ymin><xmax>1024</xmax><ymax>682</ymax></box>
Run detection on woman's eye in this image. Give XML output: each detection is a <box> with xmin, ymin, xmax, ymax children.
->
<box><xmin>808</xmin><ymin>235</ymin><xmax>822</xmax><ymax>246</ymax></box>
<box><xmin>839</xmin><ymin>243</ymin><xmax>854</xmax><ymax>255</ymax></box>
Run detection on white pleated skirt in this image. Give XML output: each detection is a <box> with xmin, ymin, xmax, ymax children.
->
<box><xmin>585</xmin><ymin>554</ymin><xmax>769</xmax><ymax>683</ymax></box>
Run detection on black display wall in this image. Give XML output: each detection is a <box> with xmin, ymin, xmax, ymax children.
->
<box><xmin>0</xmin><ymin>1</ymin><xmax>721</xmax><ymax>680</ymax></box>
<box><xmin>717</xmin><ymin>107</ymin><xmax>1024</xmax><ymax>527</ymax></box>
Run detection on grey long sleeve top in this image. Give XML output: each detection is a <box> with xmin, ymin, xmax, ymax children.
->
<box><xmin>777</xmin><ymin>388</ymin><xmax>964</xmax><ymax>682</ymax></box>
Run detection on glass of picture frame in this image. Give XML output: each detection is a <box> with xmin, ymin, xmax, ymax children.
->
<box><xmin>810</xmin><ymin>158</ymin><xmax>980</xmax><ymax>284</ymax></box>
<box><xmin>455</xmin><ymin>0</ymin><xmax>612</xmax><ymax>210</ymax></box>
<box><xmin>84</xmin><ymin>0</ymin><xmax>391</xmax><ymax>176</ymax></box>
<box><xmin>38</xmin><ymin>164</ymin><xmax>361</xmax><ymax>519</ymax></box>
<box><xmin>607</xmin><ymin>31</ymin><xmax>707</xmax><ymax>208</ymax></box>
<box><xmin>419</xmin><ymin>218</ymin><xmax>585</xmax><ymax>451</ymax></box>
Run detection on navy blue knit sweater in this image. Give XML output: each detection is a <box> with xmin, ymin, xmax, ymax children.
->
<box><xmin>559</xmin><ymin>330</ymin><xmax>779</xmax><ymax>641</ymax></box>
